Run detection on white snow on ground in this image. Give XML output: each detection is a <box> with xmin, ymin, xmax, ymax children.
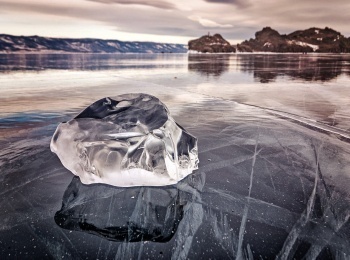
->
<box><xmin>287</xmin><ymin>40</ymin><xmax>319</xmax><ymax>51</ymax></box>
<box><xmin>70</xmin><ymin>43</ymin><xmax>90</xmax><ymax>52</ymax></box>
<box><xmin>107</xmin><ymin>42</ymin><xmax>121</xmax><ymax>48</ymax></box>
<box><xmin>12</xmin><ymin>46</ymin><xmax>24</xmax><ymax>50</ymax></box>
<box><xmin>209</xmin><ymin>42</ymin><xmax>229</xmax><ymax>46</ymax></box>
<box><xmin>264</xmin><ymin>42</ymin><xmax>272</xmax><ymax>47</ymax></box>
<box><xmin>33</xmin><ymin>45</ymin><xmax>47</xmax><ymax>50</ymax></box>
<box><xmin>317</xmin><ymin>38</ymin><xmax>322</xmax><ymax>41</ymax></box>
<box><xmin>0</xmin><ymin>37</ymin><xmax>14</xmax><ymax>44</ymax></box>
<box><xmin>315</xmin><ymin>29</ymin><xmax>319</xmax><ymax>34</ymax></box>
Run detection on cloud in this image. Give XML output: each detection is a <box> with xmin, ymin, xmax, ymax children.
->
<box><xmin>0</xmin><ymin>0</ymin><xmax>202</xmax><ymax>42</ymax></box>
<box><xmin>86</xmin><ymin>0</ymin><xmax>176</xmax><ymax>10</ymax></box>
<box><xmin>188</xmin><ymin>15</ymin><xmax>233</xmax><ymax>28</ymax></box>
<box><xmin>205</xmin><ymin>0</ymin><xmax>241</xmax><ymax>2</ymax></box>
<box><xmin>1</xmin><ymin>0</ymin><xmax>350</xmax><ymax>44</ymax></box>
<box><xmin>204</xmin><ymin>0</ymin><xmax>248</xmax><ymax>7</ymax></box>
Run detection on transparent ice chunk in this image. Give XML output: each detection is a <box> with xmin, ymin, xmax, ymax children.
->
<box><xmin>50</xmin><ymin>93</ymin><xmax>199</xmax><ymax>187</ymax></box>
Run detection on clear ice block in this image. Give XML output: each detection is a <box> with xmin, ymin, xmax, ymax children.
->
<box><xmin>50</xmin><ymin>93</ymin><xmax>199</xmax><ymax>187</ymax></box>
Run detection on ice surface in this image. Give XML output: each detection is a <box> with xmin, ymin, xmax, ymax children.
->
<box><xmin>50</xmin><ymin>93</ymin><xmax>199</xmax><ymax>187</ymax></box>
<box><xmin>3</xmin><ymin>54</ymin><xmax>350</xmax><ymax>259</ymax></box>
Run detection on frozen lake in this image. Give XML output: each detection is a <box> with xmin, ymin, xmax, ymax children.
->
<box><xmin>1</xmin><ymin>53</ymin><xmax>350</xmax><ymax>259</ymax></box>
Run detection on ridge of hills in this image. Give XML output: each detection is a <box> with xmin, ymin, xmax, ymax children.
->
<box><xmin>189</xmin><ymin>27</ymin><xmax>350</xmax><ymax>53</ymax></box>
<box><xmin>0</xmin><ymin>34</ymin><xmax>187</xmax><ymax>53</ymax></box>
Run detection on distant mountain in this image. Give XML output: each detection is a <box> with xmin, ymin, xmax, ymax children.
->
<box><xmin>188</xmin><ymin>34</ymin><xmax>235</xmax><ymax>53</ymax></box>
<box><xmin>0</xmin><ymin>34</ymin><xmax>187</xmax><ymax>53</ymax></box>
<box><xmin>237</xmin><ymin>27</ymin><xmax>350</xmax><ymax>53</ymax></box>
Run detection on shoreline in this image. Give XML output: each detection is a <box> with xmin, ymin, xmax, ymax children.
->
<box><xmin>1</xmin><ymin>51</ymin><xmax>350</xmax><ymax>55</ymax></box>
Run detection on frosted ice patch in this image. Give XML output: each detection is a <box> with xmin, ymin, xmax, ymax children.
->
<box><xmin>50</xmin><ymin>93</ymin><xmax>199</xmax><ymax>187</ymax></box>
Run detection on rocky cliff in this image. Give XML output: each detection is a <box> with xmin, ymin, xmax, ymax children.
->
<box><xmin>188</xmin><ymin>34</ymin><xmax>235</xmax><ymax>53</ymax></box>
<box><xmin>237</xmin><ymin>27</ymin><xmax>350</xmax><ymax>53</ymax></box>
<box><xmin>0</xmin><ymin>34</ymin><xmax>187</xmax><ymax>53</ymax></box>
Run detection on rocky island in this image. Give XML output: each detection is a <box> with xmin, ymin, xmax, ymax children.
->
<box><xmin>189</xmin><ymin>27</ymin><xmax>350</xmax><ymax>53</ymax></box>
<box><xmin>237</xmin><ymin>27</ymin><xmax>350</xmax><ymax>53</ymax></box>
<box><xmin>188</xmin><ymin>33</ymin><xmax>235</xmax><ymax>53</ymax></box>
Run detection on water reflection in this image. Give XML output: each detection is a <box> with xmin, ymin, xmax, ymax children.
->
<box><xmin>188</xmin><ymin>54</ymin><xmax>229</xmax><ymax>77</ymax></box>
<box><xmin>2</xmin><ymin>53</ymin><xmax>350</xmax><ymax>83</ymax></box>
<box><xmin>0</xmin><ymin>53</ymin><xmax>185</xmax><ymax>72</ymax></box>
<box><xmin>238</xmin><ymin>54</ymin><xmax>348</xmax><ymax>83</ymax></box>
<box><xmin>55</xmin><ymin>173</ymin><xmax>204</xmax><ymax>243</ymax></box>
<box><xmin>187</xmin><ymin>54</ymin><xmax>350</xmax><ymax>82</ymax></box>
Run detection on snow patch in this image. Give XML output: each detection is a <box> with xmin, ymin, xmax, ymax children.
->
<box><xmin>207</xmin><ymin>42</ymin><xmax>229</xmax><ymax>46</ymax></box>
<box><xmin>13</xmin><ymin>45</ymin><xmax>26</xmax><ymax>50</ymax></box>
<box><xmin>287</xmin><ymin>40</ymin><xmax>319</xmax><ymax>51</ymax></box>
<box><xmin>107</xmin><ymin>42</ymin><xmax>120</xmax><ymax>48</ymax></box>
<box><xmin>0</xmin><ymin>37</ymin><xmax>14</xmax><ymax>44</ymax></box>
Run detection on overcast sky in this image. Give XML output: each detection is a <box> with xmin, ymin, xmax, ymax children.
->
<box><xmin>1</xmin><ymin>0</ymin><xmax>349</xmax><ymax>44</ymax></box>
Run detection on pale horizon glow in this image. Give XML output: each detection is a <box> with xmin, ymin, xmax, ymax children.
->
<box><xmin>1</xmin><ymin>0</ymin><xmax>349</xmax><ymax>44</ymax></box>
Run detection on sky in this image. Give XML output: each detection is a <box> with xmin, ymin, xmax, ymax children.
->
<box><xmin>1</xmin><ymin>0</ymin><xmax>350</xmax><ymax>44</ymax></box>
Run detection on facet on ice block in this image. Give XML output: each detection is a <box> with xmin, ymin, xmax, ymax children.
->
<box><xmin>50</xmin><ymin>93</ymin><xmax>199</xmax><ymax>187</ymax></box>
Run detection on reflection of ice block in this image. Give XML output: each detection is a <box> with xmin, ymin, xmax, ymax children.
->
<box><xmin>54</xmin><ymin>176</ymin><xmax>186</xmax><ymax>242</ymax></box>
<box><xmin>50</xmin><ymin>93</ymin><xmax>199</xmax><ymax>187</ymax></box>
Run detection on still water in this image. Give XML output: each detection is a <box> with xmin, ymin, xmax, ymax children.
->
<box><xmin>1</xmin><ymin>53</ymin><xmax>350</xmax><ymax>259</ymax></box>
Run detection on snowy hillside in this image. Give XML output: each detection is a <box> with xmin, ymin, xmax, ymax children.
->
<box><xmin>0</xmin><ymin>34</ymin><xmax>187</xmax><ymax>53</ymax></box>
<box><xmin>236</xmin><ymin>27</ymin><xmax>350</xmax><ymax>53</ymax></box>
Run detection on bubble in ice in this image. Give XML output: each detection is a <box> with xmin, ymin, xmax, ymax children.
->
<box><xmin>50</xmin><ymin>93</ymin><xmax>199</xmax><ymax>187</ymax></box>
